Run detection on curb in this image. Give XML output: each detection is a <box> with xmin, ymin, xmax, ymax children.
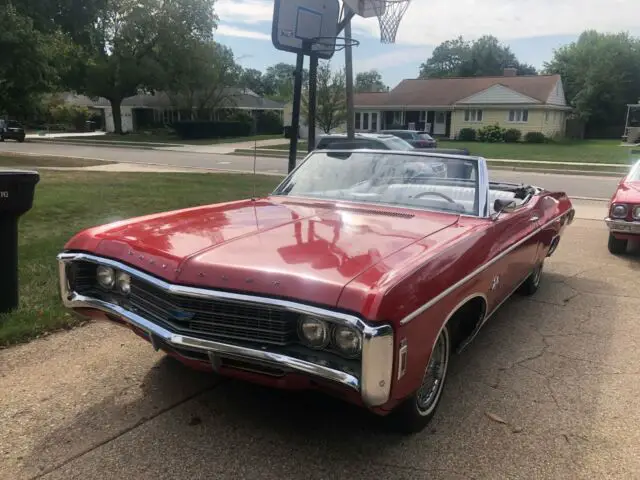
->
<box><xmin>28</xmin><ymin>139</ymin><xmax>159</xmax><ymax>150</ymax></box>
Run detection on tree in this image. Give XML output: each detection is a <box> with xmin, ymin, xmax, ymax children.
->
<box><xmin>355</xmin><ymin>70</ymin><xmax>388</xmax><ymax>93</ymax></box>
<box><xmin>262</xmin><ymin>62</ymin><xmax>309</xmax><ymax>102</ymax></box>
<box><xmin>0</xmin><ymin>5</ymin><xmax>73</xmax><ymax>118</ymax></box>
<box><xmin>239</xmin><ymin>68</ymin><xmax>266</xmax><ymax>96</ymax></box>
<box><xmin>419</xmin><ymin>35</ymin><xmax>537</xmax><ymax>78</ymax></box>
<box><xmin>158</xmin><ymin>41</ymin><xmax>242</xmax><ymax>119</ymax></box>
<box><xmin>302</xmin><ymin>61</ymin><xmax>347</xmax><ymax>133</ymax></box>
<box><xmin>544</xmin><ymin>30</ymin><xmax>640</xmax><ymax>130</ymax></box>
<box><xmin>80</xmin><ymin>0</ymin><xmax>218</xmax><ymax>133</ymax></box>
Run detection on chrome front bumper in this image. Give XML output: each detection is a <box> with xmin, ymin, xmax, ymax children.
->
<box><xmin>605</xmin><ymin>218</ymin><xmax>640</xmax><ymax>235</ymax></box>
<box><xmin>57</xmin><ymin>253</ymin><xmax>394</xmax><ymax>407</ymax></box>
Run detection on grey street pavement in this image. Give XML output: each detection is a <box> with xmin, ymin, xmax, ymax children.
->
<box><xmin>1</xmin><ymin>141</ymin><xmax>623</xmax><ymax>199</ymax></box>
<box><xmin>1</xmin><ymin>201</ymin><xmax>639</xmax><ymax>480</ymax></box>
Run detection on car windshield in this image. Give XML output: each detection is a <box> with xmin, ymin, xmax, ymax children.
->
<box><xmin>628</xmin><ymin>160</ymin><xmax>640</xmax><ymax>181</ymax></box>
<box><xmin>384</xmin><ymin>137</ymin><xmax>414</xmax><ymax>150</ymax></box>
<box><xmin>273</xmin><ymin>151</ymin><xmax>480</xmax><ymax>216</ymax></box>
<box><xmin>418</xmin><ymin>133</ymin><xmax>434</xmax><ymax>141</ymax></box>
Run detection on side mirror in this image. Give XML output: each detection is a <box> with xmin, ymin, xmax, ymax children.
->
<box><xmin>491</xmin><ymin>198</ymin><xmax>517</xmax><ymax>220</ymax></box>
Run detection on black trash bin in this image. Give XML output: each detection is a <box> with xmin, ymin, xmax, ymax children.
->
<box><xmin>0</xmin><ymin>170</ymin><xmax>40</xmax><ymax>314</ymax></box>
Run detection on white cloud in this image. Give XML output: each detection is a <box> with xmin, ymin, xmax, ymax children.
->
<box><xmin>215</xmin><ymin>0</ymin><xmax>640</xmax><ymax>45</ymax></box>
<box><xmin>353</xmin><ymin>47</ymin><xmax>431</xmax><ymax>72</ymax></box>
<box><xmin>216</xmin><ymin>0</ymin><xmax>273</xmax><ymax>24</ymax></box>
<box><xmin>352</xmin><ymin>0</ymin><xmax>640</xmax><ymax>45</ymax></box>
<box><xmin>216</xmin><ymin>24</ymin><xmax>271</xmax><ymax>40</ymax></box>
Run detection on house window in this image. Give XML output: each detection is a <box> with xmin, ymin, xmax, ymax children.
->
<box><xmin>355</xmin><ymin>112</ymin><xmax>361</xmax><ymax>130</ymax></box>
<box><xmin>371</xmin><ymin>112</ymin><xmax>378</xmax><ymax>131</ymax></box>
<box><xmin>464</xmin><ymin>109</ymin><xmax>483</xmax><ymax>122</ymax></box>
<box><xmin>393</xmin><ymin>111</ymin><xmax>403</xmax><ymax>125</ymax></box>
<box><xmin>508</xmin><ymin>109</ymin><xmax>529</xmax><ymax>123</ymax></box>
<box><xmin>363</xmin><ymin>113</ymin><xmax>369</xmax><ymax>131</ymax></box>
<box><xmin>419</xmin><ymin>111</ymin><xmax>427</xmax><ymax>122</ymax></box>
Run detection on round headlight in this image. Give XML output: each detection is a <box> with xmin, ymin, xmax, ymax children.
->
<box><xmin>633</xmin><ymin>205</ymin><xmax>640</xmax><ymax>219</ymax></box>
<box><xmin>116</xmin><ymin>272</ymin><xmax>131</xmax><ymax>295</ymax></box>
<box><xmin>298</xmin><ymin>316</ymin><xmax>329</xmax><ymax>349</ymax></box>
<box><xmin>333</xmin><ymin>326</ymin><xmax>362</xmax><ymax>358</ymax></box>
<box><xmin>611</xmin><ymin>204</ymin><xmax>627</xmax><ymax>218</ymax></box>
<box><xmin>96</xmin><ymin>266</ymin><xmax>115</xmax><ymax>289</ymax></box>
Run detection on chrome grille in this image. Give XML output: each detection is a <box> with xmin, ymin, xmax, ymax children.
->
<box><xmin>129</xmin><ymin>278</ymin><xmax>297</xmax><ymax>346</ymax></box>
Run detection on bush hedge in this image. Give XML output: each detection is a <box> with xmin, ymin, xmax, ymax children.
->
<box><xmin>477</xmin><ymin>124</ymin><xmax>505</xmax><ymax>143</ymax></box>
<box><xmin>172</xmin><ymin>120</ymin><xmax>252</xmax><ymax>139</ymax></box>
<box><xmin>503</xmin><ymin>128</ymin><xmax>522</xmax><ymax>143</ymax></box>
<box><xmin>458</xmin><ymin>128</ymin><xmax>476</xmax><ymax>141</ymax></box>
<box><xmin>524</xmin><ymin>131</ymin><xmax>547</xmax><ymax>143</ymax></box>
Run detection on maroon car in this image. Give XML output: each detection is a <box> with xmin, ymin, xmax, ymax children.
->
<box><xmin>57</xmin><ymin>149</ymin><xmax>574</xmax><ymax>433</ymax></box>
<box><xmin>605</xmin><ymin>158</ymin><xmax>640</xmax><ymax>254</ymax></box>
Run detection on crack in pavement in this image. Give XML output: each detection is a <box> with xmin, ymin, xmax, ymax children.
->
<box><xmin>28</xmin><ymin>381</ymin><xmax>227</xmax><ymax>480</ymax></box>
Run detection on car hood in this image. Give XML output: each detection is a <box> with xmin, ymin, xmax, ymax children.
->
<box><xmin>613</xmin><ymin>181</ymin><xmax>640</xmax><ymax>203</ymax></box>
<box><xmin>83</xmin><ymin>197</ymin><xmax>459</xmax><ymax>308</ymax></box>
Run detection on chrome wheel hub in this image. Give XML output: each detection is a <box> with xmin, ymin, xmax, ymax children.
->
<box><xmin>416</xmin><ymin>331</ymin><xmax>448</xmax><ymax>414</ymax></box>
<box><xmin>532</xmin><ymin>263</ymin><xmax>542</xmax><ymax>286</ymax></box>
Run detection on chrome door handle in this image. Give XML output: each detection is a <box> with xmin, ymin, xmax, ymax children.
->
<box><xmin>530</xmin><ymin>215</ymin><xmax>540</xmax><ymax>222</ymax></box>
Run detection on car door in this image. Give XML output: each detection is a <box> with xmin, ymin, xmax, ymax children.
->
<box><xmin>486</xmin><ymin>199</ymin><xmax>542</xmax><ymax>305</ymax></box>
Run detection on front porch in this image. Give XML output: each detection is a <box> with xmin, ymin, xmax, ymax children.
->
<box><xmin>355</xmin><ymin>109</ymin><xmax>453</xmax><ymax>137</ymax></box>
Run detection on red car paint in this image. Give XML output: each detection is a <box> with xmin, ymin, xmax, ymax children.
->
<box><xmin>608</xmin><ymin>176</ymin><xmax>640</xmax><ymax>240</ymax></box>
<box><xmin>62</xmin><ymin>183</ymin><xmax>574</xmax><ymax>415</ymax></box>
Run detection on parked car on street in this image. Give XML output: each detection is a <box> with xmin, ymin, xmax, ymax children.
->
<box><xmin>314</xmin><ymin>132</ymin><xmax>414</xmax><ymax>151</ymax></box>
<box><xmin>0</xmin><ymin>119</ymin><xmax>26</xmax><ymax>142</ymax></box>
<box><xmin>605</xmin><ymin>158</ymin><xmax>640</xmax><ymax>254</ymax></box>
<box><xmin>57</xmin><ymin>149</ymin><xmax>575</xmax><ymax>433</ymax></box>
<box><xmin>381</xmin><ymin>129</ymin><xmax>438</xmax><ymax>149</ymax></box>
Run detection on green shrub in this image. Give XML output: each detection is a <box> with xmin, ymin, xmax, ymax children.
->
<box><xmin>172</xmin><ymin>120</ymin><xmax>252</xmax><ymax>139</ymax></box>
<box><xmin>524</xmin><ymin>131</ymin><xmax>547</xmax><ymax>143</ymax></box>
<box><xmin>458</xmin><ymin>128</ymin><xmax>476</xmax><ymax>141</ymax></box>
<box><xmin>256</xmin><ymin>110</ymin><xmax>283</xmax><ymax>135</ymax></box>
<box><xmin>477</xmin><ymin>124</ymin><xmax>505</xmax><ymax>143</ymax></box>
<box><xmin>503</xmin><ymin>128</ymin><xmax>522</xmax><ymax>143</ymax></box>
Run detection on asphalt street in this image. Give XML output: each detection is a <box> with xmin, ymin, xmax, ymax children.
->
<box><xmin>1</xmin><ymin>141</ymin><xmax>622</xmax><ymax>200</ymax></box>
<box><xmin>2</xmin><ymin>208</ymin><xmax>639</xmax><ymax>479</ymax></box>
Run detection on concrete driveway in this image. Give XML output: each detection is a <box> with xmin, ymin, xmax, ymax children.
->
<box><xmin>2</xmin><ymin>200</ymin><xmax>639</xmax><ymax>480</ymax></box>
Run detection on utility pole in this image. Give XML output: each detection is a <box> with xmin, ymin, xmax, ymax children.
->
<box><xmin>307</xmin><ymin>54</ymin><xmax>318</xmax><ymax>152</ymax></box>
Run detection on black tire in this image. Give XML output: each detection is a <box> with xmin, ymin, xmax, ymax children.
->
<box><xmin>387</xmin><ymin>325</ymin><xmax>451</xmax><ymax>434</ymax></box>
<box><xmin>0</xmin><ymin>135</ymin><xmax>4</xmax><ymax>142</ymax></box>
<box><xmin>518</xmin><ymin>261</ymin><xmax>543</xmax><ymax>296</ymax></box>
<box><xmin>17</xmin><ymin>136</ymin><xmax>25</xmax><ymax>143</ymax></box>
<box><xmin>608</xmin><ymin>233</ymin><xmax>627</xmax><ymax>255</ymax></box>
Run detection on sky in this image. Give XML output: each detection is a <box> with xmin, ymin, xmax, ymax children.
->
<box><xmin>213</xmin><ymin>0</ymin><xmax>640</xmax><ymax>89</ymax></box>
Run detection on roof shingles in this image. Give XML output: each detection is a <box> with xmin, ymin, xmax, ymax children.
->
<box><xmin>355</xmin><ymin>74</ymin><xmax>562</xmax><ymax>108</ymax></box>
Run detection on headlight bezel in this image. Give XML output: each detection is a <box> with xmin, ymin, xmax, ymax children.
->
<box><xmin>611</xmin><ymin>203</ymin><xmax>628</xmax><ymax>219</ymax></box>
<box><xmin>298</xmin><ymin>315</ymin><xmax>363</xmax><ymax>359</ymax></box>
<box><xmin>332</xmin><ymin>325</ymin><xmax>363</xmax><ymax>359</ymax></box>
<box><xmin>116</xmin><ymin>271</ymin><xmax>132</xmax><ymax>296</ymax></box>
<box><xmin>96</xmin><ymin>265</ymin><xmax>116</xmax><ymax>289</ymax></box>
<box><xmin>633</xmin><ymin>205</ymin><xmax>640</xmax><ymax>220</ymax></box>
<box><xmin>298</xmin><ymin>315</ymin><xmax>331</xmax><ymax>350</ymax></box>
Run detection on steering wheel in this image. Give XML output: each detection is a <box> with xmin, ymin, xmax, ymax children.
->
<box><xmin>411</xmin><ymin>191</ymin><xmax>457</xmax><ymax>203</ymax></box>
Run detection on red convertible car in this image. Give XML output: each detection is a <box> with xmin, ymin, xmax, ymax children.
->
<box><xmin>605</xmin><ymin>158</ymin><xmax>640</xmax><ymax>254</ymax></box>
<box><xmin>57</xmin><ymin>149</ymin><xmax>574</xmax><ymax>433</ymax></box>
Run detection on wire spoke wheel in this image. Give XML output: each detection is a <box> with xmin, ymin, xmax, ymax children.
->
<box><xmin>416</xmin><ymin>328</ymin><xmax>449</xmax><ymax>415</ymax></box>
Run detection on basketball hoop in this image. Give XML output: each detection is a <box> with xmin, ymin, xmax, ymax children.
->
<box><xmin>309</xmin><ymin>36</ymin><xmax>360</xmax><ymax>54</ymax></box>
<box><xmin>373</xmin><ymin>0</ymin><xmax>411</xmax><ymax>43</ymax></box>
<box><xmin>343</xmin><ymin>0</ymin><xmax>411</xmax><ymax>44</ymax></box>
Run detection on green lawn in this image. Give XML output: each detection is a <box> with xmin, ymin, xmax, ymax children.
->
<box><xmin>260</xmin><ymin>139</ymin><xmax>633</xmax><ymax>164</ymax></box>
<box><xmin>0</xmin><ymin>170</ymin><xmax>280</xmax><ymax>346</ymax></box>
<box><xmin>53</xmin><ymin>133</ymin><xmax>285</xmax><ymax>146</ymax></box>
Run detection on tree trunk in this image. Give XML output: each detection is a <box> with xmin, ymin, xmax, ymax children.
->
<box><xmin>110</xmin><ymin>98</ymin><xmax>124</xmax><ymax>134</ymax></box>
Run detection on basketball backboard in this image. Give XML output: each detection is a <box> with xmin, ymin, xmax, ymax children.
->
<box><xmin>343</xmin><ymin>0</ymin><xmax>386</xmax><ymax>18</ymax></box>
<box><xmin>272</xmin><ymin>0</ymin><xmax>341</xmax><ymax>59</ymax></box>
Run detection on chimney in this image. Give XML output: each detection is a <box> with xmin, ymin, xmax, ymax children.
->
<box><xmin>503</xmin><ymin>67</ymin><xmax>517</xmax><ymax>77</ymax></box>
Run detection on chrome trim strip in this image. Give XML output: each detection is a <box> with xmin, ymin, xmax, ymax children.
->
<box><xmin>399</xmin><ymin>210</ymin><xmax>571</xmax><ymax>325</ymax></box>
<box><xmin>605</xmin><ymin>217</ymin><xmax>640</xmax><ymax>234</ymax></box>
<box><xmin>57</xmin><ymin>253</ymin><xmax>394</xmax><ymax>407</ymax></box>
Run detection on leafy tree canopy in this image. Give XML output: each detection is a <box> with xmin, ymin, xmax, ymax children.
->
<box><xmin>419</xmin><ymin>35</ymin><xmax>537</xmax><ymax>78</ymax></box>
<box><xmin>355</xmin><ymin>70</ymin><xmax>388</xmax><ymax>93</ymax></box>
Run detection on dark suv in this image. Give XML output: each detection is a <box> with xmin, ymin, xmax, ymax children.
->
<box><xmin>0</xmin><ymin>119</ymin><xmax>26</xmax><ymax>142</ymax></box>
<box><xmin>380</xmin><ymin>129</ymin><xmax>437</xmax><ymax>149</ymax></box>
<box><xmin>315</xmin><ymin>133</ymin><xmax>415</xmax><ymax>151</ymax></box>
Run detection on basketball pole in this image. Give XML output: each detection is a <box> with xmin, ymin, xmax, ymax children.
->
<box><xmin>288</xmin><ymin>50</ymin><xmax>306</xmax><ymax>173</ymax></box>
<box><xmin>307</xmin><ymin>54</ymin><xmax>318</xmax><ymax>153</ymax></box>
<box><xmin>342</xmin><ymin>8</ymin><xmax>355</xmax><ymax>140</ymax></box>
